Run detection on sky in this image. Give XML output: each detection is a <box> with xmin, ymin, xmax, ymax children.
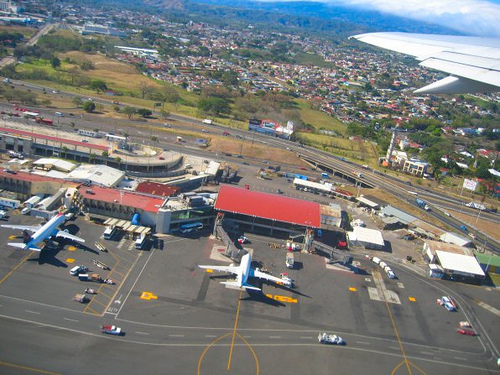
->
<box><xmin>259</xmin><ymin>0</ymin><xmax>500</xmax><ymax>37</ymax></box>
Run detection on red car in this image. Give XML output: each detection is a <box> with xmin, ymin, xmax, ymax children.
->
<box><xmin>457</xmin><ymin>328</ymin><xmax>476</xmax><ymax>336</ymax></box>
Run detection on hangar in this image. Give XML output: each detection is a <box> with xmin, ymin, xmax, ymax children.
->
<box><xmin>214</xmin><ymin>185</ymin><xmax>323</xmax><ymax>242</ymax></box>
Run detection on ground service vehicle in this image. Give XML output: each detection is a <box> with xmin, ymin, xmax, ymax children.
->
<box><xmin>437</xmin><ymin>296</ymin><xmax>457</xmax><ymax>311</ymax></box>
<box><xmin>70</xmin><ymin>265</ymin><xmax>88</xmax><ymax>276</ymax></box>
<box><xmin>318</xmin><ymin>332</ymin><xmax>345</xmax><ymax>345</ymax></box>
<box><xmin>286</xmin><ymin>252</ymin><xmax>295</xmax><ymax>269</ymax></box>
<box><xmin>101</xmin><ymin>325</ymin><xmax>122</xmax><ymax>335</ymax></box>
<box><xmin>103</xmin><ymin>225</ymin><xmax>117</xmax><ymax>240</ymax></box>
<box><xmin>238</xmin><ymin>236</ymin><xmax>249</xmax><ymax>244</ymax></box>
<box><xmin>73</xmin><ymin>294</ymin><xmax>88</xmax><ymax>303</ymax></box>
<box><xmin>457</xmin><ymin>328</ymin><xmax>476</xmax><ymax>336</ymax></box>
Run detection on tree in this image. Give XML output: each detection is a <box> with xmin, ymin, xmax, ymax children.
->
<box><xmin>90</xmin><ymin>79</ymin><xmax>107</xmax><ymax>93</ymax></box>
<box><xmin>160</xmin><ymin>109</ymin><xmax>170</xmax><ymax>119</ymax></box>
<box><xmin>197</xmin><ymin>97</ymin><xmax>230</xmax><ymax>116</ymax></box>
<box><xmin>162</xmin><ymin>85</ymin><xmax>180</xmax><ymax>107</ymax></box>
<box><xmin>137</xmin><ymin>108</ymin><xmax>152</xmax><ymax>118</ymax></box>
<box><xmin>72</xmin><ymin>97</ymin><xmax>83</xmax><ymax>108</ymax></box>
<box><xmin>139</xmin><ymin>81</ymin><xmax>153</xmax><ymax>99</ymax></box>
<box><xmin>122</xmin><ymin>106</ymin><xmax>135</xmax><ymax>119</ymax></box>
<box><xmin>82</xmin><ymin>101</ymin><xmax>96</xmax><ymax>113</ymax></box>
<box><xmin>80</xmin><ymin>61</ymin><xmax>94</xmax><ymax>71</ymax></box>
<box><xmin>50</xmin><ymin>57</ymin><xmax>61</xmax><ymax>69</ymax></box>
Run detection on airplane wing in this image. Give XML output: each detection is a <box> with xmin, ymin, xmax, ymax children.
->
<box><xmin>198</xmin><ymin>264</ymin><xmax>239</xmax><ymax>275</ymax></box>
<box><xmin>352</xmin><ymin>32</ymin><xmax>500</xmax><ymax>94</ymax></box>
<box><xmin>54</xmin><ymin>230</ymin><xmax>85</xmax><ymax>243</ymax></box>
<box><xmin>252</xmin><ymin>268</ymin><xmax>291</xmax><ymax>287</ymax></box>
<box><xmin>7</xmin><ymin>242</ymin><xmax>40</xmax><ymax>251</ymax></box>
<box><xmin>1</xmin><ymin>224</ymin><xmax>41</xmax><ymax>233</ymax></box>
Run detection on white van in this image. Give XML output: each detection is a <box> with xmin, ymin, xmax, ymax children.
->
<box><xmin>371</xmin><ymin>257</ymin><xmax>381</xmax><ymax>265</ymax></box>
<box><xmin>21</xmin><ymin>207</ymin><xmax>31</xmax><ymax>215</ymax></box>
<box><xmin>55</xmin><ymin>111</ymin><xmax>64</xmax><ymax>117</ymax></box>
<box><xmin>70</xmin><ymin>265</ymin><xmax>81</xmax><ymax>276</ymax></box>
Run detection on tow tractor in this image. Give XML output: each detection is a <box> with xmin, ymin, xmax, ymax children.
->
<box><xmin>73</xmin><ymin>294</ymin><xmax>88</xmax><ymax>303</ymax></box>
<box><xmin>318</xmin><ymin>332</ymin><xmax>345</xmax><ymax>345</ymax></box>
<box><xmin>101</xmin><ymin>325</ymin><xmax>122</xmax><ymax>335</ymax></box>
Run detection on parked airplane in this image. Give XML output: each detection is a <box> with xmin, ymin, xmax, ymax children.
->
<box><xmin>2</xmin><ymin>213</ymin><xmax>85</xmax><ymax>251</ymax></box>
<box><xmin>199</xmin><ymin>252</ymin><xmax>292</xmax><ymax>291</ymax></box>
<box><xmin>352</xmin><ymin>32</ymin><xmax>500</xmax><ymax>94</ymax></box>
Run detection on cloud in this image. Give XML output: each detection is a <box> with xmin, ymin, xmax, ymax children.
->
<box><xmin>260</xmin><ymin>0</ymin><xmax>500</xmax><ymax>37</ymax></box>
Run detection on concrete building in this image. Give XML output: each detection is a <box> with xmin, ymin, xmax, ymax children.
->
<box><xmin>347</xmin><ymin>226</ymin><xmax>385</xmax><ymax>250</ymax></box>
<box><xmin>402</xmin><ymin>159</ymin><xmax>428</xmax><ymax>177</ymax></box>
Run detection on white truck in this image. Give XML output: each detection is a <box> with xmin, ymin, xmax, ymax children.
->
<box><xmin>318</xmin><ymin>332</ymin><xmax>345</xmax><ymax>345</ymax></box>
<box><xmin>286</xmin><ymin>252</ymin><xmax>295</xmax><ymax>269</ymax></box>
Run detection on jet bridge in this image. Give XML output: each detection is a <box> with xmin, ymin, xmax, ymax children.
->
<box><xmin>314</xmin><ymin>241</ymin><xmax>352</xmax><ymax>265</ymax></box>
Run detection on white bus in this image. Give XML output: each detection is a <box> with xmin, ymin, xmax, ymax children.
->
<box><xmin>134</xmin><ymin>235</ymin><xmax>147</xmax><ymax>249</ymax></box>
<box><xmin>106</xmin><ymin>133</ymin><xmax>127</xmax><ymax>142</ymax></box>
<box><xmin>77</xmin><ymin>129</ymin><xmax>101</xmax><ymax>138</ymax></box>
<box><xmin>103</xmin><ymin>225</ymin><xmax>118</xmax><ymax>240</ymax></box>
<box><xmin>179</xmin><ymin>222</ymin><xmax>203</xmax><ymax>234</ymax></box>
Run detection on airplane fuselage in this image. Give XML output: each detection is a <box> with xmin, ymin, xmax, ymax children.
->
<box><xmin>27</xmin><ymin>213</ymin><xmax>66</xmax><ymax>249</ymax></box>
<box><xmin>239</xmin><ymin>253</ymin><xmax>252</xmax><ymax>285</ymax></box>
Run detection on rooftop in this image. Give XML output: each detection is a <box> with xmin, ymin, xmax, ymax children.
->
<box><xmin>215</xmin><ymin>185</ymin><xmax>321</xmax><ymax>228</ymax></box>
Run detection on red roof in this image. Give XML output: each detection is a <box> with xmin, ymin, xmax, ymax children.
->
<box><xmin>215</xmin><ymin>185</ymin><xmax>321</xmax><ymax>228</ymax></box>
<box><xmin>79</xmin><ymin>186</ymin><xmax>165</xmax><ymax>213</ymax></box>
<box><xmin>0</xmin><ymin>126</ymin><xmax>108</xmax><ymax>151</ymax></box>
<box><xmin>136</xmin><ymin>181</ymin><xmax>179</xmax><ymax>197</ymax></box>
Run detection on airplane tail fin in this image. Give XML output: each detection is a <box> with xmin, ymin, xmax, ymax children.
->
<box><xmin>221</xmin><ymin>281</ymin><xmax>261</xmax><ymax>292</ymax></box>
<box><xmin>8</xmin><ymin>242</ymin><xmax>41</xmax><ymax>251</ymax></box>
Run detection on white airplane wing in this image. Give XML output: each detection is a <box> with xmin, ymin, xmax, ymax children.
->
<box><xmin>352</xmin><ymin>32</ymin><xmax>500</xmax><ymax>94</ymax></box>
<box><xmin>55</xmin><ymin>230</ymin><xmax>85</xmax><ymax>243</ymax></box>
<box><xmin>198</xmin><ymin>264</ymin><xmax>239</xmax><ymax>275</ymax></box>
<box><xmin>1</xmin><ymin>224</ymin><xmax>41</xmax><ymax>233</ymax></box>
<box><xmin>252</xmin><ymin>268</ymin><xmax>291</xmax><ymax>287</ymax></box>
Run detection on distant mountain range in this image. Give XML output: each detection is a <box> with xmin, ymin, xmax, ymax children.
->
<box><xmin>188</xmin><ymin>0</ymin><xmax>458</xmax><ymax>35</ymax></box>
<box><xmin>106</xmin><ymin>0</ymin><xmax>459</xmax><ymax>37</ymax></box>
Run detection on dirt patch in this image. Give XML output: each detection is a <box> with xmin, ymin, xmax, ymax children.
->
<box><xmin>208</xmin><ymin>137</ymin><xmax>305</xmax><ymax>166</ymax></box>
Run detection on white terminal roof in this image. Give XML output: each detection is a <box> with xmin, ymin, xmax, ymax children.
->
<box><xmin>65</xmin><ymin>165</ymin><xmax>125</xmax><ymax>187</ymax></box>
<box><xmin>440</xmin><ymin>232</ymin><xmax>471</xmax><ymax>247</ymax></box>
<box><xmin>348</xmin><ymin>227</ymin><xmax>385</xmax><ymax>246</ymax></box>
<box><xmin>293</xmin><ymin>178</ymin><xmax>331</xmax><ymax>192</ymax></box>
<box><xmin>33</xmin><ymin>158</ymin><xmax>77</xmax><ymax>172</ymax></box>
<box><xmin>436</xmin><ymin>250</ymin><xmax>485</xmax><ymax>277</ymax></box>
<box><xmin>356</xmin><ymin>196</ymin><xmax>379</xmax><ymax>208</ymax></box>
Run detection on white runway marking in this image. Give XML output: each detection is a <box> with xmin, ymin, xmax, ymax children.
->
<box><xmin>300</xmin><ymin>336</ymin><xmax>313</xmax><ymax>339</ymax></box>
<box><xmin>205</xmin><ymin>335</ymin><xmax>216</xmax><ymax>338</ymax></box>
<box><xmin>169</xmin><ymin>334</ymin><xmax>184</xmax><ymax>338</ymax></box>
<box><xmin>25</xmin><ymin>310</ymin><xmax>40</xmax><ymax>314</ymax></box>
<box><xmin>356</xmin><ymin>341</ymin><xmax>370</xmax><ymax>345</ymax></box>
<box><xmin>420</xmin><ymin>351</ymin><xmax>434</xmax><ymax>355</ymax></box>
<box><xmin>269</xmin><ymin>336</ymin><xmax>281</xmax><ymax>339</ymax></box>
<box><xmin>135</xmin><ymin>331</ymin><xmax>149</xmax><ymax>335</ymax></box>
<box><xmin>63</xmin><ymin>317</ymin><xmax>79</xmax><ymax>322</ymax></box>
